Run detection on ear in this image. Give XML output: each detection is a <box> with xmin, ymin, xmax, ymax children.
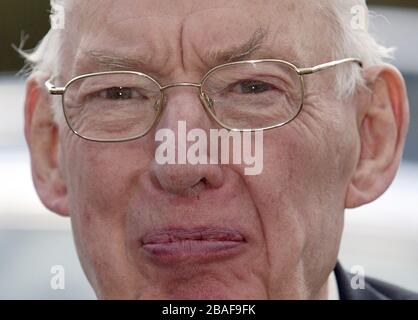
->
<box><xmin>345</xmin><ymin>64</ymin><xmax>410</xmax><ymax>209</ymax></box>
<box><xmin>24</xmin><ymin>75</ymin><xmax>69</xmax><ymax>216</ymax></box>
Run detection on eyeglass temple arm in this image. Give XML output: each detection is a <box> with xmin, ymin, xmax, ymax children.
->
<box><xmin>45</xmin><ymin>79</ymin><xmax>65</xmax><ymax>95</ymax></box>
<box><xmin>297</xmin><ymin>58</ymin><xmax>363</xmax><ymax>75</ymax></box>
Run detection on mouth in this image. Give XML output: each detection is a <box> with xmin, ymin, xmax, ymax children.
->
<box><xmin>141</xmin><ymin>227</ymin><xmax>247</xmax><ymax>264</ymax></box>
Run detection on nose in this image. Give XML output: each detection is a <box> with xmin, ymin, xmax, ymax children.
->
<box><xmin>149</xmin><ymin>85</ymin><xmax>224</xmax><ymax>196</ymax></box>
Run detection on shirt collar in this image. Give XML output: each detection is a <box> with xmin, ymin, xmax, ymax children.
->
<box><xmin>328</xmin><ymin>271</ymin><xmax>340</xmax><ymax>300</ymax></box>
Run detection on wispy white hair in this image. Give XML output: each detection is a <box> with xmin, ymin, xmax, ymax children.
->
<box><xmin>319</xmin><ymin>0</ymin><xmax>394</xmax><ymax>98</ymax></box>
<box><xmin>20</xmin><ymin>0</ymin><xmax>394</xmax><ymax>120</ymax></box>
<box><xmin>18</xmin><ymin>0</ymin><xmax>65</xmax><ymax>77</ymax></box>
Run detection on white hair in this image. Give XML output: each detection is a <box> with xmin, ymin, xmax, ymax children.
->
<box><xmin>319</xmin><ymin>0</ymin><xmax>394</xmax><ymax>98</ymax></box>
<box><xmin>18</xmin><ymin>0</ymin><xmax>64</xmax><ymax>76</ymax></box>
<box><xmin>20</xmin><ymin>0</ymin><xmax>394</xmax><ymax>121</ymax></box>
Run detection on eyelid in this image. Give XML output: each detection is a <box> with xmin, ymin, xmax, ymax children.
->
<box><xmin>98</xmin><ymin>87</ymin><xmax>142</xmax><ymax>99</ymax></box>
<box><xmin>77</xmin><ymin>78</ymin><xmax>139</xmax><ymax>96</ymax></box>
<box><xmin>223</xmin><ymin>77</ymin><xmax>288</xmax><ymax>94</ymax></box>
<box><xmin>231</xmin><ymin>80</ymin><xmax>275</xmax><ymax>92</ymax></box>
<box><xmin>216</xmin><ymin>72</ymin><xmax>292</xmax><ymax>87</ymax></box>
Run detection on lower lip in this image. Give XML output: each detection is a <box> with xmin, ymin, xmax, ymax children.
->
<box><xmin>142</xmin><ymin>239</ymin><xmax>246</xmax><ymax>263</ymax></box>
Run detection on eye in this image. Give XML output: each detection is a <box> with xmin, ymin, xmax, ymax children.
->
<box><xmin>232</xmin><ymin>80</ymin><xmax>275</xmax><ymax>95</ymax></box>
<box><xmin>98</xmin><ymin>87</ymin><xmax>141</xmax><ymax>100</ymax></box>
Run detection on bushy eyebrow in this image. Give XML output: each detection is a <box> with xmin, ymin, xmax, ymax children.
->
<box><xmin>86</xmin><ymin>51</ymin><xmax>150</xmax><ymax>71</ymax></box>
<box><xmin>204</xmin><ymin>27</ymin><xmax>270</xmax><ymax>67</ymax></box>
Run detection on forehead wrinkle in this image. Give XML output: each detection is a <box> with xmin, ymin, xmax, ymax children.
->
<box><xmin>66</xmin><ymin>0</ymin><xmax>313</xmax><ymax>80</ymax></box>
<box><xmin>184</xmin><ymin>6</ymin><xmax>307</xmax><ymax>70</ymax></box>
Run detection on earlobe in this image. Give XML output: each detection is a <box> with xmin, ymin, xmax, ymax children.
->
<box><xmin>24</xmin><ymin>75</ymin><xmax>69</xmax><ymax>216</ymax></box>
<box><xmin>345</xmin><ymin>65</ymin><xmax>410</xmax><ymax>209</ymax></box>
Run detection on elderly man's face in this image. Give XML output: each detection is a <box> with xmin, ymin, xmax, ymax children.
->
<box><xmin>36</xmin><ymin>0</ymin><xmax>366</xmax><ymax>299</ymax></box>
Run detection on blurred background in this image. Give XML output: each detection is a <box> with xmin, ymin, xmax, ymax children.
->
<box><xmin>0</xmin><ymin>0</ymin><xmax>417</xmax><ymax>299</ymax></box>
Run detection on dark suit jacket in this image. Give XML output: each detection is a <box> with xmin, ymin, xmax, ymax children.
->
<box><xmin>334</xmin><ymin>262</ymin><xmax>418</xmax><ymax>300</ymax></box>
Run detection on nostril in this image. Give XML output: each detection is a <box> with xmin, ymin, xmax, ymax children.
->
<box><xmin>184</xmin><ymin>179</ymin><xmax>207</xmax><ymax>198</ymax></box>
<box><xmin>150</xmin><ymin>161</ymin><xmax>224</xmax><ymax>196</ymax></box>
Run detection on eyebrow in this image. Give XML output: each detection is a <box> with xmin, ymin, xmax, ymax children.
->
<box><xmin>204</xmin><ymin>27</ymin><xmax>270</xmax><ymax>67</ymax></box>
<box><xmin>85</xmin><ymin>51</ymin><xmax>151</xmax><ymax>72</ymax></box>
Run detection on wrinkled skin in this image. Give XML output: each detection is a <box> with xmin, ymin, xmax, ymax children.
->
<box><xmin>24</xmin><ymin>0</ymin><xmax>409</xmax><ymax>299</ymax></box>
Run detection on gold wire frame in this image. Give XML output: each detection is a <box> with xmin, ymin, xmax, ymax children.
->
<box><xmin>45</xmin><ymin>58</ymin><xmax>362</xmax><ymax>142</ymax></box>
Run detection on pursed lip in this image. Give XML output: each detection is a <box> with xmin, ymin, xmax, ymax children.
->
<box><xmin>141</xmin><ymin>227</ymin><xmax>247</xmax><ymax>264</ymax></box>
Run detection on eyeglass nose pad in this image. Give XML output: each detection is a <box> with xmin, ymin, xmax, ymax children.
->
<box><xmin>154</xmin><ymin>95</ymin><xmax>166</xmax><ymax>111</ymax></box>
<box><xmin>200</xmin><ymin>92</ymin><xmax>214</xmax><ymax>110</ymax></box>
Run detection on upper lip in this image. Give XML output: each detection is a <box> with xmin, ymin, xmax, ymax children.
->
<box><xmin>141</xmin><ymin>227</ymin><xmax>246</xmax><ymax>245</ymax></box>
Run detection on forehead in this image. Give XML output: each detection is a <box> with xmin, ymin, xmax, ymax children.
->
<box><xmin>63</xmin><ymin>0</ymin><xmax>333</xmax><ymax>78</ymax></box>
<box><xmin>70</xmin><ymin>0</ymin><xmax>316</xmax><ymax>21</ymax></box>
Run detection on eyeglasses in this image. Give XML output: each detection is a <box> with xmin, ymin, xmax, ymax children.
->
<box><xmin>45</xmin><ymin>58</ymin><xmax>362</xmax><ymax>142</ymax></box>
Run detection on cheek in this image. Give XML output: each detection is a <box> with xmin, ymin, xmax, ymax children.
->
<box><xmin>247</xmin><ymin>124</ymin><xmax>351</xmax><ymax>219</ymax></box>
<box><xmin>63</xmin><ymin>136</ymin><xmax>154</xmax><ymax>213</ymax></box>
<box><xmin>239</xmin><ymin>108</ymin><xmax>358</xmax><ymax>284</ymax></box>
<box><xmin>60</xmin><ymin>135</ymin><xmax>155</xmax><ymax>296</ymax></box>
